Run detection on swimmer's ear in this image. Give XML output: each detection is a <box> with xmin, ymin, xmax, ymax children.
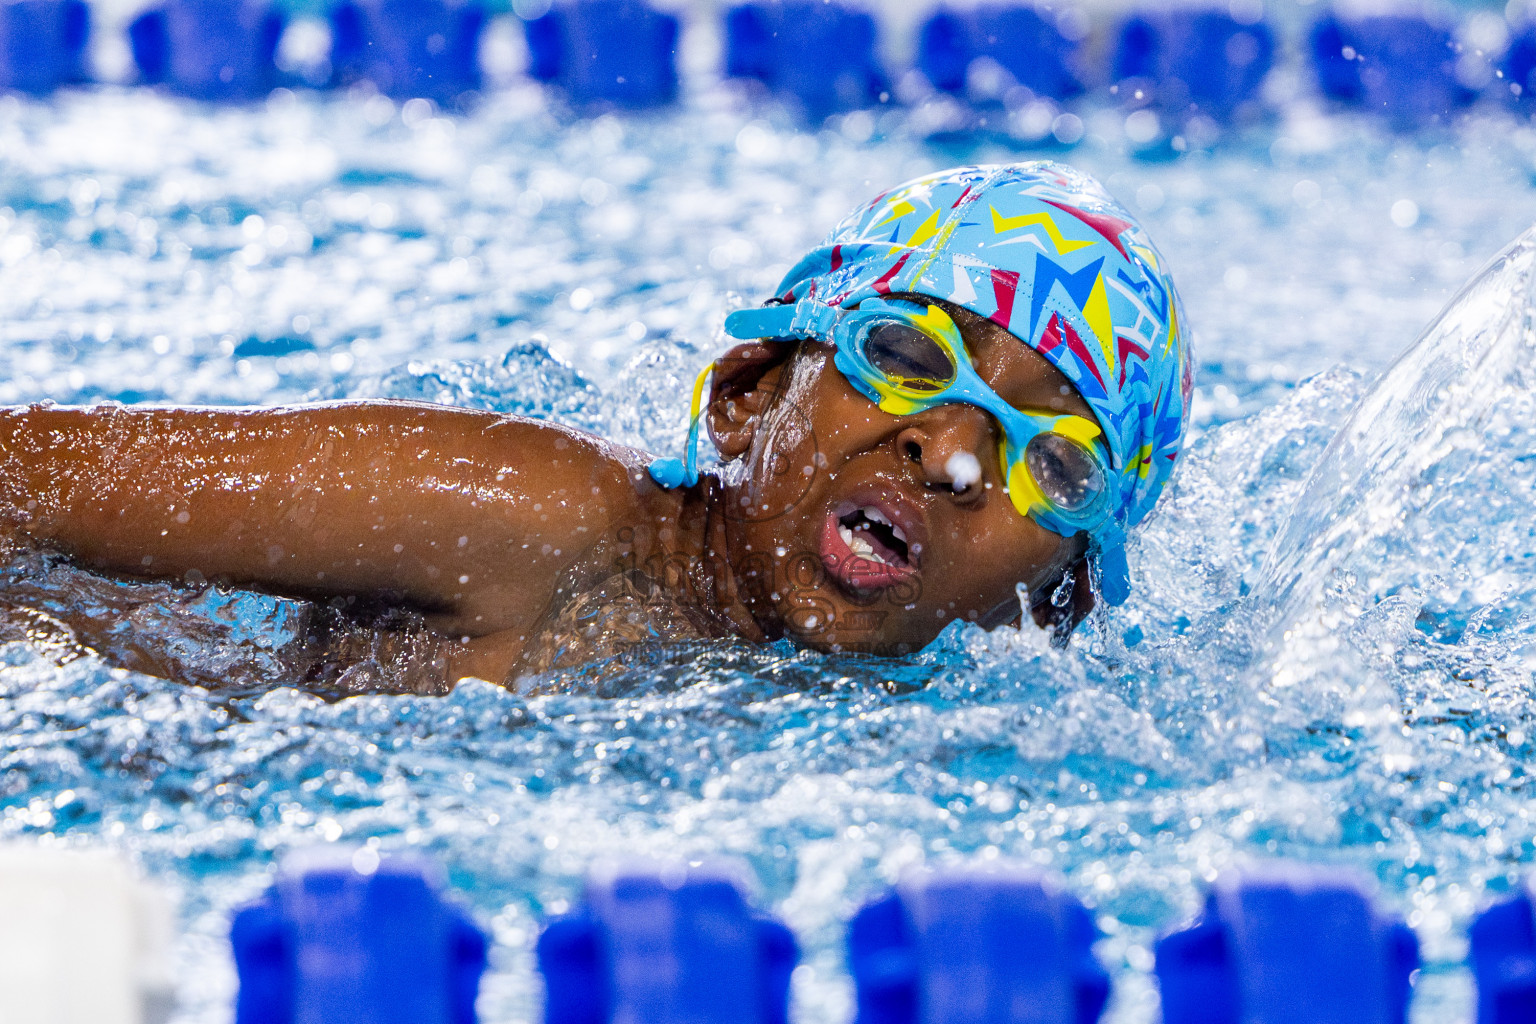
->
<box><xmin>706</xmin><ymin>342</ymin><xmax>793</xmax><ymax>461</ymax></box>
<box><xmin>1029</xmin><ymin>553</ymin><xmax>1095</xmax><ymax>644</ymax></box>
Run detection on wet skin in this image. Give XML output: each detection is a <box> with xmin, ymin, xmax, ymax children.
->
<box><xmin>0</xmin><ymin>295</ymin><xmax>1092</xmax><ymax>684</ymax></box>
<box><xmin>713</xmin><ymin>295</ymin><xmax>1093</xmax><ymax>653</ymax></box>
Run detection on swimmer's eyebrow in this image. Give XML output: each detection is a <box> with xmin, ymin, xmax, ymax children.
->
<box><xmin>958</xmin><ymin>314</ymin><xmax>1094</xmax><ymax>417</ymax></box>
<box><xmin>1005</xmin><ymin>375</ymin><xmax>1094</xmax><ymax>419</ymax></box>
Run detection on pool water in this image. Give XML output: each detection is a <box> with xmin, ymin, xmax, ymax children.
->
<box><xmin>4</xmin><ymin>77</ymin><xmax>1536</xmax><ymax>1023</ymax></box>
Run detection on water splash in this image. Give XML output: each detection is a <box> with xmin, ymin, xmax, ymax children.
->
<box><xmin>1261</xmin><ymin>221</ymin><xmax>1536</xmax><ymax>640</ymax></box>
<box><xmin>6</xmin><ymin>85</ymin><xmax>1536</xmax><ymax>1024</ymax></box>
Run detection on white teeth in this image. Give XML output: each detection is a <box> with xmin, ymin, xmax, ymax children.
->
<box><xmin>859</xmin><ymin>505</ymin><xmax>908</xmax><ymax>544</ymax></box>
<box><xmin>839</xmin><ymin>522</ymin><xmax>888</xmax><ymax>564</ymax></box>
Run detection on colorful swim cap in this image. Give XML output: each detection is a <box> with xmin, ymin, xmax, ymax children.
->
<box><xmin>764</xmin><ymin>162</ymin><xmax>1192</xmax><ymax>605</ymax></box>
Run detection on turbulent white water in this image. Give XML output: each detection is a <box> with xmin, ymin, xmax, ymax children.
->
<box><xmin>4</xmin><ymin>79</ymin><xmax>1536</xmax><ymax>1022</ymax></box>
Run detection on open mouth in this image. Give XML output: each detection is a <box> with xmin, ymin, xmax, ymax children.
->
<box><xmin>836</xmin><ymin>506</ymin><xmax>911</xmax><ymax>569</ymax></box>
<box><xmin>817</xmin><ymin>493</ymin><xmax>925</xmax><ymax>594</ymax></box>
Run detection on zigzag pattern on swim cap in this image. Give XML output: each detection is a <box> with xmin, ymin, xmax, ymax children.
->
<box><xmin>769</xmin><ymin>161</ymin><xmax>1192</xmax><ymax>548</ymax></box>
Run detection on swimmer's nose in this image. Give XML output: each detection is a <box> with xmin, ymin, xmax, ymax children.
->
<box><xmin>895</xmin><ymin>405</ymin><xmax>992</xmax><ymax>504</ymax></box>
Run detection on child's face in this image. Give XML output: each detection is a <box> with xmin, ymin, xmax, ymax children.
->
<box><xmin>721</xmin><ymin>298</ymin><xmax>1093</xmax><ymax>654</ymax></box>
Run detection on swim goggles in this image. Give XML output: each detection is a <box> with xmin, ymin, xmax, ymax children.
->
<box><xmin>649</xmin><ymin>297</ymin><xmax>1116</xmax><ymax>542</ymax></box>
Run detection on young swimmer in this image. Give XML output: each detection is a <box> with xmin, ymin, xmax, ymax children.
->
<box><xmin>0</xmin><ymin>161</ymin><xmax>1191</xmax><ymax>691</ymax></box>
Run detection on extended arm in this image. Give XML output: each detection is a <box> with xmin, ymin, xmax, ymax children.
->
<box><xmin>0</xmin><ymin>401</ymin><xmax>645</xmax><ymax>648</ymax></box>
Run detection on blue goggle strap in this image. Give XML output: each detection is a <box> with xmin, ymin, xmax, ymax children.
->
<box><xmin>723</xmin><ymin>299</ymin><xmax>841</xmax><ymax>343</ymax></box>
<box><xmin>1097</xmin><ymin>538</ymin><xmax>1130</xmax><ymax>606</ymax></box>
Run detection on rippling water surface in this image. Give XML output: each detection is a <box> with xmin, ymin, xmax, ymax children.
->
<box><xmin>5</xmin><ymin>79</ymin><xmax>1536</xmax><ymax>1022</ymax></box>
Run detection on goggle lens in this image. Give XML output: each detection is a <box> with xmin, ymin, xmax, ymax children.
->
<box><xmin>860</xmin><ymin>320</ymin><xmax>956</xmax><ymax>393</ymax></box>
<box><xmin>1024</xmin><ymin>431</ymin><xmax>1106</xmax><ymax>513</ymax></box>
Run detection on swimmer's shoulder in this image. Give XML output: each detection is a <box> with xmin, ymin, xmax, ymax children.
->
<box><xmin>467</xmin><ymin>409</ymin><xmax>687</xmax><ymax>537</ymax></box>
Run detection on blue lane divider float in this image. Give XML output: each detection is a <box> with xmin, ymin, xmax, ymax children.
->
<box><xmin>1309</xmin><ymin>12</ymin><xmax>1476</xmax><ymax>123</ymax></box>
<box><xmin>230</xmin><ymin>848</ymin><xmax>488</xmax><ymax>1024</ymax></box>
<box><xmin>214</xmin><ymin>855</ymin><xmax>1536</xmax><ymax>1023</ymax></box>
<box><xmin>725</xmin><ymin>1</ymin><xmax>885</xmax><ymax>113</ymax></box>
<box><xmin>917</xmin><ymin>4</ymin><xmax>1084</xmax><ymax>103</ymax></box>
<box><xmin>537</xmin><ymin>861</ymin><xmax>798</xmax><ymax>1024</ymax></box>
<box><xmin>1469</xmin><ymin>880</ymin><xmax>1536</xmax><ymax>1023</ymax></box>
<box><xmin>0</xmin><ymin>0</ymin><xmax>1518</xmax><ymax>134</ymax></box>
<box><xmin>523</xmin><ymin>0</ymin><xmax>679</xmax><ymax>107</ymax></box>
<box><xmin>0</xmin><ymin>0</ymin><xmax>89</xmax><ymax>95</ymax></box>
<box><xmin>1114</xmin><ymin>7</ymin><xmax>1275</xmax><ymax>121</ymax></box>
<box><xmin>330</xmin><ymin>0</ymin><xmax>485</xmax><ymax>101</ymax></box>
<box><xmin>847</xmin><ymin>865</ymin><xmax>1110</xmax><ymax>1024</ymax></box>
<box><xmin>128</xmin><ymin>0</ymin><xmax>284</xmax><ymax>101</ymax></box>
<box><xmin>1155</xmin><ymin>865</ymin><xmax>1419</xmax><ymax>1024</ymax></box>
